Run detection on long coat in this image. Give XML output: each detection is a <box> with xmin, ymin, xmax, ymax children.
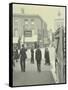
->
<box><xmin>31</xmin><ymin>49</ymin><xmax>34</xmax><ymax>63</ymax></box>
<box><xmin>44</xmin><ymin>49</ymin><xmax>50</xmax><ymax>64</ymax></box>
<box><xmin>20</xmin><ymin>48</ymin><xmax>27</xmax><ymax>61</ymax></box>
<box><xmin>13</xmin><ymin>49</ymin><xmax>18</xmax><ymax>60</ymax></box>
<box><xmin>35</xmin><ymin>48</ymin><xmax>42</xmax><ymax>63</ymax></box>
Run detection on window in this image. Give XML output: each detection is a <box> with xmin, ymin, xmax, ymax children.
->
<box><xmin>13</xmin><ymin>18</ymin><xmax>18</xmax><ymax>37</ymax></box>
<box><xmin>14</xmin><ymin>29</ymin><xmax>18</xmax><ymax>37</ymax></box>
<box><xmin>31</xmin><ymin>19</ymin><xmax>34</xmax><ymax>24</ymax></box>
<box><xmin>24</xmin><ymin>19</ymin><xmax>28</xmax><ymax>24</ymax></box>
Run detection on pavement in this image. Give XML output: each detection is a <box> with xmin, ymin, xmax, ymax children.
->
<box><xmin>13</xmin><ymin>70</ymin><xmax>55</xmax><ymax>86</ymax></box>
<box><xmin>13</xmin><ymin>47</ymin><xmax>56</xmax><ymax>86</ymax></box>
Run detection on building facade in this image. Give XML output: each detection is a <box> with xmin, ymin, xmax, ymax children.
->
<box><xmin>13</xmin><ymin>14</ymin><xmax>49</xmax><ymax>49</ymax></box>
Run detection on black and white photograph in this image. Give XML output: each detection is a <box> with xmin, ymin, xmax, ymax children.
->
<box><xmin>9</xmin><ymin>3</ymin><xmax>66</xmax><ymax>87</ymax></box>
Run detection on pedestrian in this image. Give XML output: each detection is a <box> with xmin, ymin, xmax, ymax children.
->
<box><xmin>31</xmin><ymin>47</ymin><xmax>34</xmax><ymax>64</ymax></box>
<box><xmin>15</xmin><ymin>47</ymin><xmax>19</xmax><ymax>62</ymax></box>
<box><xmin>44</xmin><ymin>47</ymin><xmax>50</xmax><ymax>65</ymax></box>
<box><xmin>13</xmin><ymin>48</ymin><xmax>16</xmax><ymax>67</ymax></box>
<box><xmin>35</xmin><ymin>45</ymin><xmax>42</xmax><ymax>72</ymax></box>
<box><xmin>13</xmin><ymin>46</ymin><xmax>18</xmax><ymax>67</ymax></box>
<box><xmin>20</xmin><ymin>44</ymin><xmax>27</xmax><ymax>72</ymax></box>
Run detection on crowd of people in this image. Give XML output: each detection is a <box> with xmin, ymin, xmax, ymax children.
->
<box><xmin>13</xmin><ymin>44</ymin><xmax>50</xmax><ymax>72</ymax></box>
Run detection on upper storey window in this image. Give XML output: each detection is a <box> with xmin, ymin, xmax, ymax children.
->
<box><xmin>31</xmin><ymin>19</ymin><xmax>35</xmax><ymax>24</ymax></box>
<box><xmin>24</xmin><ymin>19</ymin><xmax>28</xmax><ymax>24</ymax></box>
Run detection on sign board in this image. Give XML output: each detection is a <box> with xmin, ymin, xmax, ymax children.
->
<box><xmin>24</xmin><ymin>31</ymin><xmax>32</xmax><ymax>37</ymax></box>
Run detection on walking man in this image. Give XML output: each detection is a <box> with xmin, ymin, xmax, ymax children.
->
<box><xmin>20</xmin><ymin>44</ymin><xmax>27</xmax><ymax>72</ymax></box>
<box><xmin>35</xmin><ymin>46</ymin><xmax>42</xmax><ymax>72</ymax></box>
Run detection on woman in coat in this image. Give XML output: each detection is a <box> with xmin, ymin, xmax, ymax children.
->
<box><xmin>44</xmin><ymin>47</ymin><xmax>50</xmax><ymax>65</ymax></box>
<box><xmin>31</xmin><ymin>48</ymin><xmax>34</xmax><ymax>64</ymax></box>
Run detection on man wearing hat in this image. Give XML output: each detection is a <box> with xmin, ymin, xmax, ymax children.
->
<box><xmin>20</xmin><ymin>44</ymin><xmax>27</xmax><ymax>72</ymax></box>
<box><xmin>35</xmin><ymin>45</ymin><xmax>42</xmax><ymax>72</ymax></box>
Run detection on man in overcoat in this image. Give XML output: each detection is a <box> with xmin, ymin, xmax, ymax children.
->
<box><xmin>20</xmin><ymin>44</ymin><xmax>27</xmax><ymax>72</ymax></box>
<box><xmin>35</xmin><ymin>46</ymin><xmax>42</xmax><ymax>72</ymax></box>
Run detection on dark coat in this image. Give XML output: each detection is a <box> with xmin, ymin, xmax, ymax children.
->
<box><xmin>44</xmin><ymin>49</ymin><xmax>50</xmax><ymax>63</ymax></box>
<box><xmin>31</xmin><ymin>49</ymin><xmax>34</xmax><ymax>58</ymax></box>
<box><xmin>13</xmin><ymin>49</ymin><xmax>19</xmax><ymax>60</ymax></box>
<box><xmin>35</xmin><ymin>48</ymin><xmax>42</xmax><ymax>63</ymax></box>
<box><xmin>20</xmin><ymin>48</ymin><xmax>27</xmax><ymax>61</ymax></box>
<box><xmin>31</xmin><ymin>49</ymin><xmax>34</xmax><ymax>63</ymax></box>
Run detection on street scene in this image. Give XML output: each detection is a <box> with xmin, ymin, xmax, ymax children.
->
<box><xmin>13</xmin><ymin>47</ymin><xmax>55</xmax><ymax>86</ymax></box>
<box><xmin>12</xmin><ymin>4</ymin><xmax>66</xmax><ymax>86</ymax></box>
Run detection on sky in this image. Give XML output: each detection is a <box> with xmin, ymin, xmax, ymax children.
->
<box><xmin>13</xmin><ymin>4</ymin><xmax>65</xmax><ymax>32</ymax></box>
